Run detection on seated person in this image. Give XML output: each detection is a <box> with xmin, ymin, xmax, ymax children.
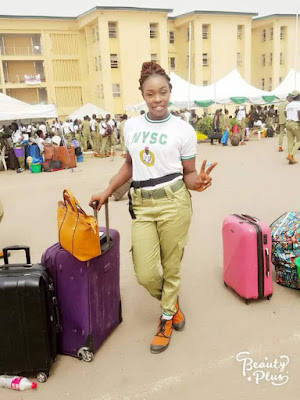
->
<box><xmin>36</xmin><ymin>130</ymin><xmax>52</xmax><ymax>155</ymax></box>
<box><xmin>249</xmin><ymin>119</ymin><xmax>265</xmax><ymax>139</ymax></box>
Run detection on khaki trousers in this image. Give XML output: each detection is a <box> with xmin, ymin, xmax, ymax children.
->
<box><xmin>286</xmin><ymin>121</ymin><xmax>300</xmax><ymax>156</ymax></box>
<box><xmin>82</xmin><ymin>132</ymin><xmax>93</xmax><ymax>151</ymax></box>
<box><xmin>279</xmin><ymin>124</ymin><xmax>286</xmax><ymax>147</ymax></box>
<box><xmin>131</xmin><ymin>182</ymin><xmax>192</xmax><ymax>315</ymax></box>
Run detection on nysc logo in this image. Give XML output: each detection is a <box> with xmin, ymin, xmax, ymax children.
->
<box><xmin>140</xmin><ymin>146</ymin><xmax>155</xmax><ymax>167</ymax></box>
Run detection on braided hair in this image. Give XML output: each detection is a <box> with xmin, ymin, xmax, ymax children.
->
<box><xmin>139</xmin><ymin>61</ymin><xmax>172</xmax><ymax>92</ymax></box>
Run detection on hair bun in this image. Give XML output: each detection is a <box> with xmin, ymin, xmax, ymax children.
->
<box><xmin>139</xmin><ymin>61</ymin><xmax>172</xmax><ymax>91</ymax></box>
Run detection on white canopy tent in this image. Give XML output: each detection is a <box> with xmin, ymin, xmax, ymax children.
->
<box><xmin>125</xmin><ymin>70</ymin><xmax>276</xmax><ymax>111</ymax></box>
<box><xmin>270</xmin><ymin>69</ymin><xmax>300</xmax><ymax>100</ymax></box>
<box><xmin>170</xmin><ymin>70</ymin><xmax>275</xmax><ymax>107</ymax></box>
<box><xmin>0</xmin><ymin>92</ymin><xmax>57</xmax><ymax>122</ymax></box>
<box><xmin>68</xmin><ymin>103</ymin><xmax>111</xmax><ymax>120</ymax></box>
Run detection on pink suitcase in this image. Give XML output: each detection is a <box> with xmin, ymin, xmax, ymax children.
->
<box><xmin>222</xmin><ymin>214</ymin><xmax>273</xmax><ymax>303</ymax></box>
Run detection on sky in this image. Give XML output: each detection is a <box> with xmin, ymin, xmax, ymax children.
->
<box><xmin>0</xmin><ymin>0</ymin><xmax>299</xmax><ymax>18</ymax></box>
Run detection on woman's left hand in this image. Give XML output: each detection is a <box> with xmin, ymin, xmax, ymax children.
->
<box><xmin>194</xmin><ymin>160</ymin><xmax>217</xmax><ymax>192</ymax></box>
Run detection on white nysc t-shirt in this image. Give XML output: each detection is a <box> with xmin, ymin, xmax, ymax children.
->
<box><xmin>124</xmin><ymin>113</ymin><xmax>197</xmax><ymax>189</ymax></box>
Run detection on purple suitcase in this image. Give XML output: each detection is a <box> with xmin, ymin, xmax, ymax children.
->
<box><xmin>41</xmin><ymin>202</ymin><xmax>122</xmax><ymax>362</ymax></box>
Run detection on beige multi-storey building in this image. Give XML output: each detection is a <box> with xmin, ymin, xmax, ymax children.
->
<box><xmin>251</xmin><ymin>14</ymin><xmax>299</xmax><ymax>91</ymax></box>
<box><xmin>0</xmin><ymin>8</ymin><xmax>299</xmax><ymax>118</ymax></box>
<box><xmin>168</xmin><ymin>11</ymin><xmax>255</xmax><ymax>85</ymax></box>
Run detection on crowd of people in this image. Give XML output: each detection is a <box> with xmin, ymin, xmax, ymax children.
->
<box><xmin>1</xmin><ymin>92</ymin><xmax>300</xmax><ymax>172</ymax></box>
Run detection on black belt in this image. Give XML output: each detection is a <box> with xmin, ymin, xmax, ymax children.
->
<box><xmin>128</xmin><ymin>173</ymin><xmax>182</xmax><ymax>219</ymax></box>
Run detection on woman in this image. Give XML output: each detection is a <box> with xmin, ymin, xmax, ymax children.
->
<box><xmin>211</xmin><ymin>109</ymin><xmax>221</xmax><ymax>145</ymax></box>
<box><xmin>89</xmin><ymin>62</ymin><xmax>217</xmax><ymax>354</ymax></box>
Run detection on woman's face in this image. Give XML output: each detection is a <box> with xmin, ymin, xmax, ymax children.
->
<box><xmin>141</xmin><ymin>74</ymin><xmax>171</xmax><ymax>120</ymax></box>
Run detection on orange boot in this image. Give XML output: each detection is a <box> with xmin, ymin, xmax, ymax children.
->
<box><xmin>172</xmin><ymin>299</ymin><xmax>185</xmax><ymax>331</ymax></box>
<box><xmin>150</xmin><ymin>318</ymin><xmax>173</xmax><ymax>354</ymax></box>
<box><xmin>278</xmin><ymin>147</ymin><xmax>283</xmax><ymax>152</ymax></box>
<box><xmin>287</xmin><ymin>155</ymin><xmax>297</xmax><ymax>164</ymax></box>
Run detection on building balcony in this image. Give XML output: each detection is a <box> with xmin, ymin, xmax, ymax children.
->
<box><xmin>0</xmin><ymin>45</ymin><xmax>42</xmax><ymax>56</ymax></box>
<box><xmin>4</xmin><ymin>73</ymin><xmax>46</xmax><ymax>84</ymax></box>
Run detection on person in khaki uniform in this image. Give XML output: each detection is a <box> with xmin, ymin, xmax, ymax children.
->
<box><xmin>89</xmin><ymin>61</ymin><xmax>217</xmax><ymax>355</ymax></box>
<box><xmin>82</xmin><ymin>116</ymin><xmax>93</xmax><ymax>151</ymax></box>
<box><xmin>278</xmin><ymin>96</ymin><xmax>291</xmax><ymax>152</ymax></box>
<box><xmin>90</xmin><ymin>114</ymin><xmax>98</xmax><ymax>154</ymax></box>
<box><xmin>92</xmin><ymin>116</ymin><xmax>102</xmax><ymax>157</ymax></box>
<box><xmin>285</xmin><ymin>90</ymin><xmax>300</xmax><ymax>164</ymax></box>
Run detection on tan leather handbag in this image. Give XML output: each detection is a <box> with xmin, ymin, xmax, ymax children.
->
<box><xmin>57</xmin><ymin>189</ymin><xmax>101</xmax><ymax>261</ymax></box>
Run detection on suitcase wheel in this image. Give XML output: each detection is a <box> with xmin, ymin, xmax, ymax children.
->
<box><xmin>37</xmin><ymin>371</ymin><xmax>48</xmax><ymax>383</ymax></box>
<box><xmin>245</xmin><ymin>299</ymin><xmax>250</xmax><ymax>305</ymax></box>
<box><xmin>267</xmin><ymin>295</ymin><xmax>272</xmax><ymax>300</ymax></box>
<box><xmin>223</xmin><ymin>281</ymin><xmax>227</xmax><ymax>287</ymax></box>
<box><xmin>77</xmin><ymin>347</ymin><xmax>94</xmax><ymax>362</ymax></box>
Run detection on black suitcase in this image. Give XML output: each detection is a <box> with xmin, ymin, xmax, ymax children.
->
<box><xmin>0</xmin><ymin>246</ymin><xmax>60</xmax><ymax>383</ymax></box>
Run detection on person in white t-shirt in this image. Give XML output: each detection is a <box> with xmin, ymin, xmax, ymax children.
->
<box><xmin>39</xmin><ymin>122</ymin><xmax>47</xmax><ymax>136</ymax></box>
<box><xmin>36</xmin><ymin>129</ymin><xmax>52</xmax><ymax>155</ymax></box>
<box><xmin>90</xmin><ymin>61</ymin><xmax>217</xmax><ymax>355</ymax></box>
<box><xmin>285</xmin><ymin>90</ymin><xmax>300</xmax><ymax>164</ymax></box>
<box><xmin>10</xmin><ymin>122</ymin><xmax>25</xmax><ymax>172</ymax></box>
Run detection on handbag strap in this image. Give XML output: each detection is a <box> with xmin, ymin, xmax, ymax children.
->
<box><xmin>63</xmin><ymin>189</ymin><xmax>87</xmax><ymax>217</ymax></box>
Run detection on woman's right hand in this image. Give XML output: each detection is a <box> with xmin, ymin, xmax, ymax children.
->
<box><xmin>89</xmin><ymin>191</ymin><xmax>110</xmax><ymax>212</ymax></box>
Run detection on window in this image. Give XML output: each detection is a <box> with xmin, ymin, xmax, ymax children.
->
<box><xmin>96</xmin><ymin>84</ymin><xmax>100</xmax><ymax>99</ymax></box>
<box><xmin>269</xmin><ymin>53</ymin><xmax>273</xmax><ymax>66</ymax></box>
<box><xmin>151</xmin><ymin>54</ymin><xmax>158</xmax><ymax>63</ymax></box>
<box><xmin>95</xmin><ymin>56</ymin><xmax>98</xmax><ymax>71</ymax></box>
<box><xmin>112</xmin><ymin>83</ymin><xmax>120</xmax><ymax>97</ymax></box>
<box><xmin>100</xmin><ymin>84</ymin><xmax>104</xmax><ymax>99</ymax></box>
<box><xmin>262</xmin><ymin>29</ymin><xmax>266</xmax><ymax>41</ymax></box>
<box><xmin>237</xmin><ymin>52</ymin><xmax>242</xmax><ymax>67</ymax></box>
<box><xmin>169</xmin><ymin>57</ymin><xmax>175</xmax><ymax>69</ymax></box>
<box><xmin>262</xmin><ymin>54</ymin><xmax>266</xmax><ymax>66</ymax></box>
<box><xmin>261</xmin><ymin>78</ymin><xmax>265</xmax><ymax>90</ymax></box>
<box><xmin>280</xmin><ymin>26</ymin><xmax>286</xmax><ymax>40</ymax></box>
<box><xmin>202</xmin><ymin>53</ymin><xmax>208</xmax><ymax>66</ymax></box>
<box><xmin>270</xmin><ymin>28</ymin><xmax>273</xmax><ymax>40</ymax></box>
<box><xmin>98</xmin><ymin>56</ymin><xmax>102</xmax><ymax>71</ymax></box>
<box><xmin>95</xmin><ymin>25</ymin><xmax>99</xmax><ymax>41</ymax></box>
<box><xmin>92</xmin><ymin>28</ymin><xmax>95</xmax><ymax>43</ymax></box>
<box><xmin>150</xmin><ymin>23</ymin><xmax>158</xmax><ymax>38</ymax></box>
<box><xmin>110</xmin><ymin>54</ymin><xmax>118</xmax><ymax>68</ymax></box>
<box><xmin>237</xmin><ymin>25</ymin><xmax>243</xmax><ymax>39</ymax></box>
<box><xmin>108</xmin><ymin>22</ymin><xmax>117</xmax><ymax>38</ymax></box>
<box><xmin>202</xmin><ymin>25</ymin><xmax>209</xmax><ymax>39</ymax></box>
<box><xmin>203</xmin><ymin>80</ymin><xmax>208</xmax><ymax>86</ymax></box>
<box><xmin>279</xmin><ymin>77</ymin><xmax>283</xmax><ymax>84</ymax></box>
<box><xmin>268</xmin><ymin>77</ymin><xmax>272</xmax><ymax>91</ymax></box>
<box><xmin>280</xmin><ymin>52</ymin><xmax>284</xmax><ymax>65</ymax></box>
<box><xmin>169</xmin><ymin>31</ymin><xmax>175</xmax><ymax>44</ymax></box>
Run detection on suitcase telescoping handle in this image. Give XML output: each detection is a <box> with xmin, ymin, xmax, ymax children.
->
<box><xmin>2</xmin><ymin>245</ymin><xmax>31</xmax><ymax>266</ymax></box>
<box><xmin>92</xmin><ymin>200</ymin><xmax>109</xmax><ymax>246</ymax></box>
<box><xmin>240</xmin><ymin>214</ymin><xmax>259</xmax><ymax>223</ymax></box>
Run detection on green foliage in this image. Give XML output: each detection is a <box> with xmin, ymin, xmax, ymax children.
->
<box><xmin>196</xmin><ymin>116</ymin><xmax>213</xmax><ymax>135</ymax></box>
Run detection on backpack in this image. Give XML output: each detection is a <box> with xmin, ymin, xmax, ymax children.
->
<box><xmin>267</xmin><ymin>128</ymin><xmax>274</xmax><ymax>137</ymax></box>
<box><xmin>102</xmin><ymin>122</ymin><xmax>112</xmax><ymax>136</ymax></box>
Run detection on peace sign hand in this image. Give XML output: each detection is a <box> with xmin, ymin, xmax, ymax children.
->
<box><xmin>194</xmin><ymin>160</ymin><xmax>217</xmax><ymax>192</ymax></box>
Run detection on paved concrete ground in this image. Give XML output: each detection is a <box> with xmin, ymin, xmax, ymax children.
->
<box><xmin>1</xmin><ymin>135</ymin><xmax>300</xmax><ymax>400</ymax></box>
